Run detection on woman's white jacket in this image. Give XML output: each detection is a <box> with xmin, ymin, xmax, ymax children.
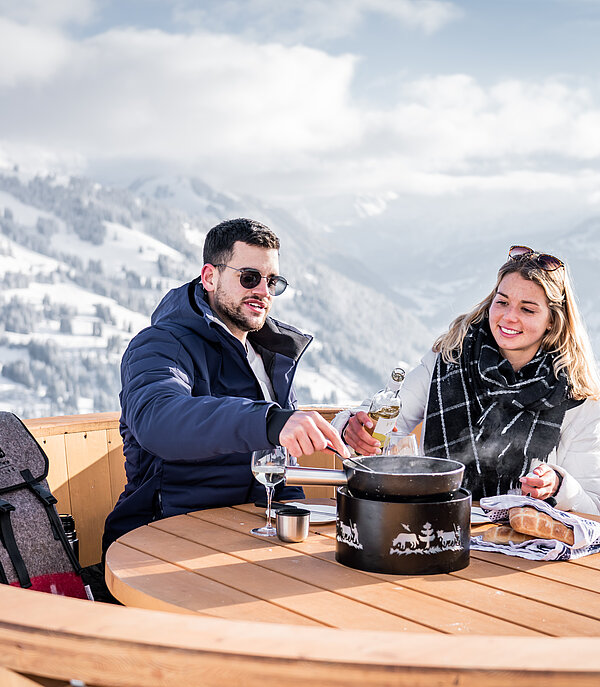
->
<box><xmin>333</xmin><ymin>350</ymin><xmax>600</xmax><ymax>515</ymax></box>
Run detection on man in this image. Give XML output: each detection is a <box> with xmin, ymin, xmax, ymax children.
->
<box><xmin>102</xmin><ymin>218</ymin><xmax>347</xmax><ymax>552</ymax></box>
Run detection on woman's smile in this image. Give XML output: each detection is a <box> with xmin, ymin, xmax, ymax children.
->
<box><xmin>498</xmin><ymin>325</ymin><xmax>521</xmax><ymax>336</ymax></box>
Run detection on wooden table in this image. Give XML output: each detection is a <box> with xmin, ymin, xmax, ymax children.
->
<box><xmin>105</xmin><ymin>499</ymin><xmax>600</xmax><ymax>637</ymax></box>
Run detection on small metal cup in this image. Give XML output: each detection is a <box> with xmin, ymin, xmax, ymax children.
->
<box><xmin>276</xmin><ymin>507</ymin><xmax>310</xmax><ymax>543</ymax></box>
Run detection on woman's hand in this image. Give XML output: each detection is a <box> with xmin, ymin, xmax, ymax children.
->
<box><xmin>519</xmin><ymin>464</ymin><xmax>560</xmax><ymax>501</ymax></box>
<box><xmin>343</xmin><ymin>411</ymin><xmax>382</xmax><ymax>456</ymax></box>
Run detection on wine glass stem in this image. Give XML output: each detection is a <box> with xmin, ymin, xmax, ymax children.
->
<box><xmin>265</xmin><ymin>484</ymin><xmax>275</xmax><ymax>529</ymax></box>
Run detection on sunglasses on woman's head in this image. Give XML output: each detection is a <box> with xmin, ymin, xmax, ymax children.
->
<box><xmin>508</xmin><ymin>245</ymin><xmax>564</xmax><ymax>271</ymax></box>
<box><xmin>213</xmin><ymin>264</ymin><xmax>289</xmax><ymax>296</ymax></box>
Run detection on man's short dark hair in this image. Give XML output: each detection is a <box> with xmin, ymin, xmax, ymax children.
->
<box><xmin>203</xmin><ymin>218</ymin><xmax>280</xmax><ymax>265</ymax></box>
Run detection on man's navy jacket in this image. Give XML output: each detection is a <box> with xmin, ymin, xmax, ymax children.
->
<box><xmin>102</xmin><ymin>279</ymin><xmax>309</xmax><ymax>552</ymax></box>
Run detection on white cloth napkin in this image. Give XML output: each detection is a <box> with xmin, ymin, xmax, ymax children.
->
<box><xmin>470</xmin><ymin>494</ymin><xmax>600</xmax><ymax>560</ymax></box>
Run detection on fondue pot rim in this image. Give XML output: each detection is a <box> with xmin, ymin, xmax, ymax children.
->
<box><xmin>343</xmin><ymin>454</ymin><xmax>464</xmax><ymax>477</ymax></box>
<box><xmin>286</xmin><ymin>454</ymin><xmax>465</xmax><ymax>498</ymax></box>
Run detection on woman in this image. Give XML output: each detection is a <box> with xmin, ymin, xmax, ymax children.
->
<box><xmin>338</xmin><ymin>246</ymin><xmax>600</xmax><ymax>515</ymax></box>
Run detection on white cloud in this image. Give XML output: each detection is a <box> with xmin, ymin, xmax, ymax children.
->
<box><xmin>0</xmin><ymin>27</ymin><xmax>360</xmax><ymax>163</ymax></box>
<box><xmin>2</xmin><ymin>20</ymin><xmax>600</xmax><ymax>211</ymax></box>
<box><xmin>0</xmin><ymin>0</ymin><xmax>95</xmax><ymax>27</ymax></box>
<box><xmin>373</xmin><ymin>0</ymin><xmax>463</xmax><ymax>34</ymax></box>
<box><xmin>171</xmin><ymin>0</ymin><xmax>462</xmax><ymax>42</ymax></box>
<box><xmin>381</xmin><ymin>75</ymin><xmax>600</xmax><ymax>164</ymax></box>
<box><xmin>0</xmin><ymin>18</ymin><xmax>71</xmax><ymax>86</ymax></box>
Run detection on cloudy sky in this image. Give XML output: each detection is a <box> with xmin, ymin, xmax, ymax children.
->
<box><xmin>1</xmin><ymin>0</ymin><xmax>600</xmax><ymax>229</ymax></box>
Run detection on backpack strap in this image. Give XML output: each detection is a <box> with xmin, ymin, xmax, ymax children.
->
<box><xmin>20</xmin><ymin>469</ymin><xmax>83</xmax><ymax>574</ymax></box>
<box><xmin>0</xmin><ymin>498</ymin><xmax>32</xmax><ymax>588</ymax></box>
<box><xmin>0</xmin><ymin>497</ymin><xmax>8</xmax><ymax>582</ymax></box>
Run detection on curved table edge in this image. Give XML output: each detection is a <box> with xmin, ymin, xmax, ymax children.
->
<box><xmin>1</xmin><ymin>584</ymin><xmax>600</xmax><ymax>686</ymax></box>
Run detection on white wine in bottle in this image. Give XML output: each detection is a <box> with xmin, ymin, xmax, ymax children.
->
<box><xmin>366</xmin><ymin>367</ymin><xmax>406</xmax><ymax>444</ymax></box>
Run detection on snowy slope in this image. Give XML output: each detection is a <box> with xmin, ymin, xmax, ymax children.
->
<box><xmin>0</xmin><ymin>170</ymin><xmax>433</xmax><ymax>417</ymax></box>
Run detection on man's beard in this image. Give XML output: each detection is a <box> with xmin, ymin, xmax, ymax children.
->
<box><xmin>212</xmin><ymin>288</ymin><xmax>268</xmax><ymax>334</ymax></box>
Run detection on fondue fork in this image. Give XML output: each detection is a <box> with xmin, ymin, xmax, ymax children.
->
<box><xmin>324</xmin><ymin>443</ymin><xmax>377</xmax><ymax>473</ymax></box>
<box><xmin>343</xmin><ymin>456</ymin><xmax>377</xmax><ymax>473</ymax></box>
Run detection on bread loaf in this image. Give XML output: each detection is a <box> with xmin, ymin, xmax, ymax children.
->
<box><xmin>509</xmin><ymin>506</ymin><xmax>574</xmax><ymax>545</ymax></box>
<box><xmin>482</xmin><ymin>525</ymin><xmax>536</xmax><ymax>545</ymax></box>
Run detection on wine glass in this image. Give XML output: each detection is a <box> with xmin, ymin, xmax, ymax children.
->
<box><xmin>382</xmin><ymin>433</ymin><xmax>418</xmax><ymax>457</ymax></box>
<box><xmin>251</xmin><ymin>446</ymin><xmax>288</xmax><ymax>536</ymax></box>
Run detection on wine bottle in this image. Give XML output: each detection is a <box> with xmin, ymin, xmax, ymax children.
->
<box><xmin>366</xmin><ymin>367</ymin><xmax>406</xmax><ymax>444</ymax></box>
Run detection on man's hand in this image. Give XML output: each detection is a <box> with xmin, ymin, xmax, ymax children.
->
<box><xmin>519</xmin><ymin>464</ymin><xmax>560</xmax><ymax>501</ymax></box>
<box><xmin>279</xmin><ymin>411</ymin><xmax>350</xmax><ymax>458</ymax></box>
<box><xmin>343</xmin><ymin>411</ymin><xmax>382</xmax><ymax>456</ymax></box>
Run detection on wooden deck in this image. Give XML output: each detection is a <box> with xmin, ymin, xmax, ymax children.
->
<box><xmin>0</xmin><ymin>411</ymin><xmax>597</xmax><ymax>686</ymax></box>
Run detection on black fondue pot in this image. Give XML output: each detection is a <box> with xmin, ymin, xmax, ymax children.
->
<box><xmin>285</xmin><ymin>455</ymin><xmax>471</xmax><ymax>575</ymax></box>
<box><xmin>336</xmin><ymin>486</ymin><xmax>471</xmax><ymax>574</ymax></box>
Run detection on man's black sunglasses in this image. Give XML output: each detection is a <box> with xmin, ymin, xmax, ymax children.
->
<box><xmin>213</xmin><ymin>264</ymin><xmax>289</xmax><ymax>296</ymax></box>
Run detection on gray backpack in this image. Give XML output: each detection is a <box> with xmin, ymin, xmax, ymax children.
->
<box><xmin>0</xmin><ymin>411</ymin><xmax>86</xmax><ymax>597</ymax></box>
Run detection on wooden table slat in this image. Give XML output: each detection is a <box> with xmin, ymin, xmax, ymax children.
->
<box><xmin>450</xmin><ymin>556</ymin><xmax>600</xmax><ymax>620</ymax></box>
<box><xmin>570</xmin><ymin>555</ymin><xmax>600</xmax><ymax>571</ymax></box>
<box><xmin>106</xmin><ymin>542</ymin><xmax>322</xmax><ymax>625</ymax></box>
<box><xmin>120</xmin><ymin>523</ymin><xmax>431</xmax><ymax>633</ymax></box>
<box><xmin>152</xmin><ymin>513</ymin><xmax>540</xmax><ymax>636</ymax></box>
<box><xmin>470</xmin><ymin>549</ymin><xmax>600</xmax><ymax>590</ymax></box>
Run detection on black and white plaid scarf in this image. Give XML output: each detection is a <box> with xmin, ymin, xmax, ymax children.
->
<box><xmin>423</xmin><ymin>319</ymin><xmax>580</xmax><ymax>499</ymax></box>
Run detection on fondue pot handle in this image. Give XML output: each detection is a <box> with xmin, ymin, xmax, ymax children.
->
<box><xmin>285</xmin><ymin>466</ymin><xmax>348</xmax><ymax>486</ymax></box>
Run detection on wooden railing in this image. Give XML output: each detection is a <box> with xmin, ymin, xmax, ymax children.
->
<box><xmin>0</xmin><ymin>412</ymin><xmax>598</xmax><ymax>686</ymax></box>
<box><xmin>2</xmin><ymin>581</ymin><xmax>600</xmax><ymax>687</ymax></box>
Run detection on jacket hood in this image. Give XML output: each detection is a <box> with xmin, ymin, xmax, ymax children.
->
<box><xmin>150</xmin><ymin>279</ymin><xmax>219</xmax><ymax>342</ymax></box>
<box><xmin>150</xmin><ymin>279</ymin><xmax>312</xmax><ymax>360</ymax></box>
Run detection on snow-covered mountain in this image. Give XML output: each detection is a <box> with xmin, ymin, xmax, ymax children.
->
<box><xmin>0</xmin><ymin>168</ymin><xmax>434</xmax><ymax>418</ymax></box>
<box><xmin>2</xmin><ymin>165</ymin><xmax>599</xmax><ymax>420</ymax></box>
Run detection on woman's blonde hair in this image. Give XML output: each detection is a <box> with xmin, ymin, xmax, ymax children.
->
<box><xmin>433</xmin><ymin>255</ymin><xmax>600</xmax><ymax>400</ymax></box>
